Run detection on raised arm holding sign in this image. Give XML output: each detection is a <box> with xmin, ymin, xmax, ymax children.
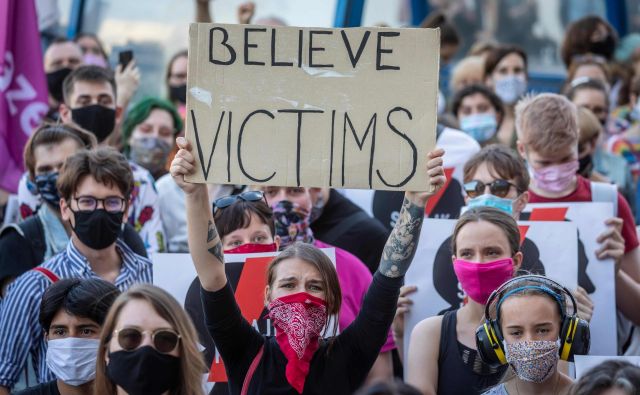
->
<box><xmin>184</xmin><ymin>23</ymin><xmax>440</xmax><ymax>191</ymax></box>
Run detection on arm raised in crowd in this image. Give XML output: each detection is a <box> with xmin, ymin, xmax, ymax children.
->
<box><xmin>379</xmin><ymin>149</ymin><xmax>446</xmax><ymax>278</ymax></box>
<box><xmin>170</xmin><ymin>137</ymin><xmax>226</xmax><ymax>292</ymax></box>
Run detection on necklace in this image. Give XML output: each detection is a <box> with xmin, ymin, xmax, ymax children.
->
<box><xmin>514</xmin><ymin>373</ymin><xmax>560</xmax><ymax>395</ymax></box>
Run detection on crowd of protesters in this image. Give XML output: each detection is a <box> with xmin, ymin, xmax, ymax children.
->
<box><xmin>2</xmin><ymin>1</ymin><xmax>640</xmax><ymax>395</ymax></box>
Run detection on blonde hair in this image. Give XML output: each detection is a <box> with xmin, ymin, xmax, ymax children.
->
<box><xmin>515</xmin><ymin>93</ymin><xmax>579</xmax><ymax>156</ymax></box>
<box><xmin>576</xmin><ymin>107</ymin><xmax>602</xmax><ymax>146</ymax></box>
<box><xmin>94</xmin><ymin>284</ymin><xmax>206</xmax><ymax>395</ymax></box>
<box><xmin>450</xmin><ymin>56</ymin><xmax>485</xmax><ymax>93</ymax></box>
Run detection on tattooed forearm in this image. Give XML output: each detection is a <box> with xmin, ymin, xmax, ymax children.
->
<box><xmin>208</xmin><ymin>244</ymin><xmax>224</xmax><ymax>263</ymax></box>
<box><xmin>206</xmin><ymin>220</ymin><xmax>224</xmax><ymax>263</ymax></box>
<box><xmin>207</xmin><ymin>220</ymin><xmax>216</xmax><ymax>242</ymax></box>
<box><xmin>379</xmin><ymin>198</ymin><xmax>424</xmax><ymax>278</ymax></box>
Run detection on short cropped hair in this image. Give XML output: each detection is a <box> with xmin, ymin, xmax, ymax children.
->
<box><xmin>63</xmin><ymin>65</ymin><xmax>116</xmax><ymax>104</ymax></box>
<box><xmin>213</xmin><ymin>200</ymin><xmax>275</xmax><ymax>241</ymax></box>
<box><xmin>515</xmin><ymin>93</ymin><xmax>579</xmax><ymax>155</ymax></box>
<box><xmin>122</xmin><ymin>97</ymin><xmax>183</xmax><ymax>152</ymax></box>
<box><xmin>24</xmin><ymin>123</ymin><xmax>97</xmax><ymax>180</ymax></box>
<box><xmin>39</xmin><ymin>278</ymin><xmax>120</xmax><ymax>332</ymax></box>
<box><xmin>57</xmin><ymin>147</ymin><xmax>133</xmax><ymax>202</ymax></box>
<box><xmin>463</xmin><ymin>144</ymin><xmax>529</xmax><ymax>194</ymax></box>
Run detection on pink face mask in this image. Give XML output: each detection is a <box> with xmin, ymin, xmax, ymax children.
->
<box><xmin>453</xmin><ymin>258</ymin><xmax>514</xmax><ymax>304</ymax></box>
<box><xmin>82</xmin><ymin>53</ymin><xmax>108</xmax><ymax>68</ymax></box>
<box><xmin>529</xmin><ymin>160</ymin><xmax>579</xmax><ymax>193</ymax></box>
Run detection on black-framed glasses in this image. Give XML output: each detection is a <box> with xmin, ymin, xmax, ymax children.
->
<box><xmin>113</xmin><ymin>327</ymin><xmax>181</xmax><ymax>353</ymax></box>
<box><xmin>72</xmin><ymin>195</ymin><xmax>126</xmax><ymax>213</ymax></box>
<box><xmin>213</xmin><ymin>191</ymin><xmax>267</xmax><ymax>213</ymax></box>
<box><xmin>464</xmin><ymin>180</ymin><xmax>518</xmax><ymax>198</ymax></box>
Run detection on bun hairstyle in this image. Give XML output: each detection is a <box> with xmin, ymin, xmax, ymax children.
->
<box><xmin>420</xmin><ymin>11</ymin><xmax>460</xmax><ymax>47</ymax></box>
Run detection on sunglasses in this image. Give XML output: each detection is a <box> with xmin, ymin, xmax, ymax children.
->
<box><xmin>464</xmin><ymin>179</ymin><xmax>518</xmax><ymax>198</ymax></box>
<box><xmin>213</xmin><ymin>191</ymin><xmax>267</xmax><ymax>213</ymax></box>
<box><xmin>113</xmin><ymin>327</ymin><xmax>181</xmax><ymax>353</ymax></box>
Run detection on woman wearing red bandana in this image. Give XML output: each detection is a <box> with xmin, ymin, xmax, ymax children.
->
<box><xmin>170</xmin><ymin>136</ymin><xmax>446</xmax><ymax>395</ymax></box>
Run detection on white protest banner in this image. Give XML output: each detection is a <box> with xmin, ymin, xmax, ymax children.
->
<box><xmin>154</xmin><ymin>249</ymin><xmax>337</xmax><ymax>394</ymax></box>
<box><xmin>403</xmin><ymin>219</ymin><xmax>579</xmax><ymax>361</ymax></box>
<box><xmin>522</xmin><ymin>202</ymin><xmax>616</xmax><ymax>355</ymax></box>
<box><xmin>185</xmin><ymin>23</ymin><xmax>440</xmax><ymax>190</ymax></box>
<box><xmin>574</xmin><ymin>355</ymin><xmax>640</xmax><ymax>378</ymax></box>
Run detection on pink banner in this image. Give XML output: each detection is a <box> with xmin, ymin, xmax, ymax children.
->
<box><xmin>0</xmin><ymin>0</ymin><xmax>48</xmax><ymax>193</ymax></box>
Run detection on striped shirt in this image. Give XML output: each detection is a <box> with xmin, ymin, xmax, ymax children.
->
<box><xmin>0</xmin><ymin>239</ymin><xmax>152</xmax><ymax>388</ymax></box>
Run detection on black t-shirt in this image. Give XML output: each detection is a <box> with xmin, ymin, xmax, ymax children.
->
<box><xmin>13</xmin><ymin>380</ymin><xmax>60</xmax><ymax>395</ymax></box>
<box><xmin>201</xmin><ymin>272</ymin><xmax>403</xmax><ymax>395</ymax></box>
<box><xmin>311</xmin><ymin>190</ymin><xmax>388</xmax><ymax>273</ymax></box>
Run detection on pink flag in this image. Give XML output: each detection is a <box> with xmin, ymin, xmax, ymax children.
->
<box><xmin>0</xmin><ymin>0</ymin><xmax>48</xmax><ymax>193</ymax></box>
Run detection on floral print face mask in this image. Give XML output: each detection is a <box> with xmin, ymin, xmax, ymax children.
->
<box><xmin>505</xmin><ymin>339</ymin><xmax>560</xmax><ymax>383</ymax></box>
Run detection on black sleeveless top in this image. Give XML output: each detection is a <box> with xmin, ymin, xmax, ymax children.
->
<box><xmin>436</xmin><ymin>310</ymin><xmax>507</xmax><ymax>395</ymax></box>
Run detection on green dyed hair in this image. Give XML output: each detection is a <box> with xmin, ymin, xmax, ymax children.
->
<box><xmin>121</xmin><ymin>96</ymin><xmax>183</xmax><ymax>152</ymax></box>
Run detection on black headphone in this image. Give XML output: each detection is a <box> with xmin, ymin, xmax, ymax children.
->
<box><xmin>475</xmin><ymin>275</ymin><xmax>590</xmax><ymax>368</ymax></box>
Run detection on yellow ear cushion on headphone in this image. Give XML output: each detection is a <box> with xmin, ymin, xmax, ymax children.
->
<box><xmin>560</xmin><ymin>317</ymin><xmax>578</xmax><ymax>361</ymax></box>
<box><xmin>484</xmin><ymin>323</ymin><xmax>507</xmax><ymax>365</ymax></box>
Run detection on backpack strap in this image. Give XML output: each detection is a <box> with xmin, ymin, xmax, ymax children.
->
<box><xmin>0</xmin><ymin>216</ymin><xmax>46</xmax><ymax>264</ymax></box>
<box><xmin>590</xmin><ymin>181</ymin><xmax>619</xmax><ymax>217</ymax></box>
<box><xmin>32</xmin><ymin>267</ymin><xmax>59</xmax><ymax>283</ymax></box>
<box><xmin>241</xmin><ymin>345</ymin><xmax>264</xmax><ymax>395</ymax></box>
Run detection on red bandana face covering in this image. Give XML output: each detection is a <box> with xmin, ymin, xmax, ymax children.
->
<box><xmin>267</xmin><ymin>292</ymin><xmax>327</xmax><ymax>393</ymax></box>
<box><xmin>223</xmin><ymin>243</ymin><xmax>277</xmax><ymax>254</ymax></box>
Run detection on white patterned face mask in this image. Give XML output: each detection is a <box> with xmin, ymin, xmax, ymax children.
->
<box><xmin>504</xmin><ymin>339</ymin><xmax>560</xmax><ymax>383</ymax></box>
<box><xmin>46</xmin><ymin>337</ymin><xmax>100</xmax><ymax>386</ymax></box>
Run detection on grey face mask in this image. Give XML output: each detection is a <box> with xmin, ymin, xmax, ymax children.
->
<box><xmin>129</xmin><ymin>136</ymin><xmax>171</xmax><ymax>175</ymax></box>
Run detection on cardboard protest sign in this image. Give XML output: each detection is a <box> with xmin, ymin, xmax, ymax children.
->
<box><xmin>185</xmin><ymin>23</ymin><xmax>440</xmax><ymax>190</ymax></box>
<box><xmin>522</xmin><ymin>203</ymin><xmax>616</xmax><ymax>355</ymax></box>
<box><xmin>342</xmin><ymin>127</ymin><xmax>481</xmax><ymax>229</ymax></box>
<box><xmin>574</xmin><ymin>355</ymin><xmax>640</xmax><ymax>378</ymax></box>
<box><xmin>153</xmin><ymin>249</ymin><xmax>337</xmax><ymax>394</ymax></box>
<box><xmin>403</xmin><ymin>219</ymin><xmax>579</xmax><ymax>362</ymax></box>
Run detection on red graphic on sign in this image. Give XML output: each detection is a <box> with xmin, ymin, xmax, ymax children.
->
<box><xmin>529</xmin><ymin>207</ymin><xmax>568</xmax><ymax>222</ymax></box>
<box><xmin>518</xmin><ymin>225</ymin><xmax>529</xmax><ymax>246</ymax></box>
<box><xmin>425</xmin><ymin>167</ymin><xmax>455</xmax><ymax>216</ymax></box>
<box><xmin>208</xmin><ymin>256</ymin><xmax>273</xmax><ymax>382</ymax></box>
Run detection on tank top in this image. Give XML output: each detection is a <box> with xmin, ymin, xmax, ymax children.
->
<box><xmin>437</xmin><ymin>310</ymin><xmax>507</xmax><ymax>395</ymax></box>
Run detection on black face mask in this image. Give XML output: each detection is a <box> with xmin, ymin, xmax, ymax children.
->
<box><xmin>46</xmin><ymin>68</ymin><xmax>73</xmax><ymax>103</ymax></box>
<box><xmin>107</xmin><ymin>347</ymin><xmax>180</xmax><ymax>395</ymax></box>
<box><xmin>578</xmin><ymin>154</ymin><xmax>593</xmax><ymax>177</ymax></box>
<box><xmin>71</xmin><ymin>105</ymin><xmax>116</xmax><ymax>143</ymax></box>
<box><xmin>589</xmin><ymin>35</ymin><xmax>615</xmax><ymax>60</ymax></box>
<box><xmin>169</xmin><ymin>84</ymin><xmax>187</xmax><ymax>104</ymax></box>
<box><xmin>70</xmin><ymin>208</ymin><xmax>123</xmax><ymax>249</ymax></box>
<box><xmin>34</xmin><ymin>172</ymin><xmax>60</xmax><ymax>206</ymax></box>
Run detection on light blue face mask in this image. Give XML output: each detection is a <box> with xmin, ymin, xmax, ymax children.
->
<box><xmin>494</xmin><ymin>75</ymin><xmax>527</xmax><ymax>105</ymax></box>
<box><xmin>467</xmin><ymin>194</ymin><xmax>514</xmax><ymax>216</ymax></box>
<box><xmin>460</xmin><ymin>113</ymin><xmax>498</xmax><ymax>143</ymax></box>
